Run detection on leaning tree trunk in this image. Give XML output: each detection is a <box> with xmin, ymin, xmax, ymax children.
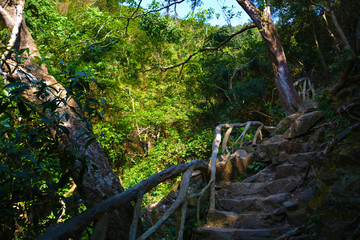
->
<box><xmin>236</xmin><ymin>0</ymin><xmax>302</xmax><ymax>114</ymax></box>
<box><xmin>0</xmin><ymin>1</ymin><xmax>136</xmax><ymax>238</ymax></box>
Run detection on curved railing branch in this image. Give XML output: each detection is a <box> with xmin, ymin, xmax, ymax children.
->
<box><xmin>209</xmin><ymin>121</ymin><xmax>266</xmax><ymax>210</ymax></box>
<box><xmin>38</xmin><ymin>120</ymin><xmax>272</xmax><ymax>239</ymax></box>
<box><xmin>37</xmin><ymin>159</ymin><xmax>208</xmax><ymax>240</ymax></box>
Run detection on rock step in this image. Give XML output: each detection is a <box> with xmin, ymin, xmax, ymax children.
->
<box><xmin>242</xmin><ymin>163</ymin><xmax>307</xmax><ymax>183</ymax></box>
<box><xmin>271</xmin><ymin>151</ymin><xmax>320</xmax><ymax>165</ymax></box>
<box><xmin>275</xmin><ymin>163</ymin><xmax>307</xmax><ymax>179</ymax></box>
<box><xmin>256</xmin><ymin>141</ymin><xmax>312</xmax><ymax>159</ymax></box>
<box><xmin>217</xmin><ymin>193</ymin><xmax>290</xmax><ymax>213</ymax></box>
<box><xmin>218</xmin><ymin>178</ymin><xmax>300</xmax><ymax>199</ymax></box>
<box><xmin>206</xmin><ymin>210</ymin><xmax>285</xmax><ymax>229</ymax></box>
<box><xmin>193</xmin><ymin>227</ymin><xmax>292</xmax><ymax>240</ymax></box>
<box><xmin>241</xmin><ymin>167</ymin><xmax>275</xmax><ymax>183</ymax></box>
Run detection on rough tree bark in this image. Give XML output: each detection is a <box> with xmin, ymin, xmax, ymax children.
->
<box><xmin>236</xmin><ymin>0</ymin><xmax>302</xmax><ymax>114</ymax></box>
<box><xmin>0</xmin><ymin>1</ymin><xmax>136</xmax><ymax>238</ymax></box>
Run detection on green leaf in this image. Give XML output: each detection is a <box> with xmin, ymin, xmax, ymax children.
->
<box><xmin>17</xmin><ymin>102</ymin><xmax>30</xmax><ymax>118</ymax></box>
<box><xmin>85</xmin><ymin>136</ymin><xmax>96</xmax><ymax>149</ymax></box>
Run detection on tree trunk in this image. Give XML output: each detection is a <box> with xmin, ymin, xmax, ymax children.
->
<box><xmin>235</xmin><ymin>0</ymin><xmax>302</xmax><ymax>114</ymax></box>
<box><xmin>0</xmin><ymin>1</ymin><xmax>136</xmax><ymax>238</ymax></box>
<box><xmin>317</xmin><ymin>2</ymin><xmax>356</xmax><ymax>57</ymax></box>
<box><xmin>311</xmin><ymin>19</ymin><xmax>328</xmax><ymax>76</ymax></box>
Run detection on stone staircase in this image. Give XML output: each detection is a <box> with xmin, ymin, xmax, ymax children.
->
<box><xmin>193</xmin><ymin>134</ymin><xmax>321</xmax><ymax>239</ymax></box>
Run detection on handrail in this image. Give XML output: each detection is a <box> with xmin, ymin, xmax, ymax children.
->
<box><xmin>294</xmin><ymin>77</ymin><xmax>315</xmax><ymax>102</ymax></box>
<box><xmin>38</xmin><ymin>121</ymin><xmax>268</xmax><ymax>240</ymax></box>
<box><xmin>209</xmin><ymin>121</ymin><xmax>265</xmax><ymax>210</ymax></box>
<box><xmin>37</xmin><ymin>159</ymin><xmax>208</xmax><ymax>240</ymax></box>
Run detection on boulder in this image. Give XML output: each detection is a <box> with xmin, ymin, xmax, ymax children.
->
<box><xmin>274</xmin><ymin>112</ymin><xmax>302</xmax><ymax>134</ymax></box>
<box><xmin>284</xmin><ymin>111</ymin><xmax>323</xmax><ymax>139</ymax></box>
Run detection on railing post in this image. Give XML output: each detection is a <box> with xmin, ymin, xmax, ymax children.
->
<box><xmin>210</xmin><ymin>125</ymin><xmax>222</xmax><ymax>210</ymax></box>
<box><xmin>129</xmin><ymin>191</ymin><xmax>144</xmax><ymax>240</ymax></box>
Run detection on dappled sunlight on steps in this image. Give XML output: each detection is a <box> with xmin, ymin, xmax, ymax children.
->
<box><xmin>193</xmin><ymin>113</ymin><xmax>324</xmax><ymax>239</ymax></box>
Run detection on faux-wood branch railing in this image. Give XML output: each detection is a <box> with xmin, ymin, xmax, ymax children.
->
<box><xmin>209</xmin><ymin>121</ymin><xmax>266</xmax><ymax>210</ymax></box>
<box><xmin>37</xmin><ymin>159</ymin><xmax>209</xmax><ymax>240</ymax></box>
<box><xmin>38</xmin><ymin>121</ymin><xmax>267</xmax><ymax>240</ymax></box>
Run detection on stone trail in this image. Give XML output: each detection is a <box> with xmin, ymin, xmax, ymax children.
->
<box><xmin>194</xmin><ymin>111</ymin><xmax>324</xmax><ymax>240</ymax></box>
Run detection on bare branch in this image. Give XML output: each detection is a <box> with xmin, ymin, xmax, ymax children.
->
<box><xmin>142</xmin><ymin>24</ymin><xmax>256</xmax><ymax>72</ymax></box>
<box><xmin>201</xmin><ymin>24</ymin><xmax>256</xmax><ymax>51</ymax></box>
<box><xmin>94</xmin><ymin>0</ymin><xmax>186</xmax><ymax>39</ymax></box>
<box><xmin>124</xmin><ymin>0</ymin><xmax>143</xmax><ymax>34</ymax></box>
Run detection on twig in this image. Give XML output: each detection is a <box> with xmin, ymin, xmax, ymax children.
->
<box><xmin>64</xmin><ymin>182</ymin><xmax>77</xmax><ymax>197</ymax></box>
<box><xmin>275</xmin><ymin>223</ymin><xmax>314</xmax><ymax>240</ymax></box>
<box><xmin>124</xmin><ymin>0</ymin><xmax>143</xmax><ymax>35</ymax></box>
<box><xmin>94</xmin><ymin>0</ymin><xmax>186</xmax><ymax>40</ymax></box>
<box><xmin>253</xmin><ymin>110</ymin><xmax>273</xmax><ymax>119</ymax></box>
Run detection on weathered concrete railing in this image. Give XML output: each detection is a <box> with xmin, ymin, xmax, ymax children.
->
<box><xmin>37</xmin><ymin>159</ymin><xmax>209</xmax><ymax>240</ymax></box>
<box><xmin>38</xmin><ymin>121</ymin><xmax>268</xmax><ymax>240</ymax></box>
<box><xmin>294</xmin><ymin>77</ymin><xmax>315</xmax><ymax>103</ymax></box>
<box><xmin>209</xmin><ymin>121</ymin><xmax>266</xmax><ymax>210</ymax></box>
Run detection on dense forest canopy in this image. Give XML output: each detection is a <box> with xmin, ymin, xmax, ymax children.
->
<box><xmin>0</xmin><ymin>0</ymin><xmax>359</xmax><ymax>239</ymax></box>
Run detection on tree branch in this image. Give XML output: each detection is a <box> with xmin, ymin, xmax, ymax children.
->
<box><xmin>94</xmin><ymin>0</ymin><xmax>186</xmax><ymax>40</ymax></box>
<box><xmin>142</xmin><ymin>23</ymin><xmax>256</xmax><ymax>72</ymax></box>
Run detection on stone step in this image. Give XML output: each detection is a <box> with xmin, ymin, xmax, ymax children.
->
<box><xmin>207</xmin><ymin>211</ymin><xmax>285</xmax><ymax>229</ymax></box>
<box><xmin>242</xmin><ymin>167</ymin><xmax>275</xmax><ymax>183</ymax></box>
<box><xmin>256</xmin><ymin>142</ymin><xmax>312</xmax><ymax>161</ymax></box>
<box><xmin>218</xmin><ymin>178</ymin><xmax>300</xmax><ymax>199</ymax></box>
<box><xmin>275</xmin><ymin>163</ymin><xmax>307</xmax><ymax>179</ymax></box>
<box><xmin>217</xmin><ymin>193</ymin><xmax>290</xmax><ymax>213</ymax></box>
<box><xmin>193</xmin><ymin>227</ymin><xmax>292</xmax><ymax>240</ymax></box>
<box><xmin>269</xmin><ymin>151</ymin><xmax>319</xmax><ymax>165</ymax></box>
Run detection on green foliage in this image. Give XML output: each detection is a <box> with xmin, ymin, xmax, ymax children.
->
<box><xmin>206</xmin><ymin>26</ymin><xmax>232</xmax><ymax>46</ymax></box>
<box><xmin>248</xmin><ymin>161</ymin><xmax>266</xmax><ymax>172</ymax></box>
<box><xmin>264</xmin><ymin>99</ymin><xmax>286</xmax><ymax>124</ymax></box>
<box><xmin>3</xmin><ymin>0</ymin><xmax>359</xmax><ymax>237</ymax></box>
<box><xmin>0</xmin><ymin>50</ymin><xmax>94</xmax><ymax>239</ymax></box>
<box><xmin>315</xmin><ymin>88</ymin><xmax>335</xmax><ymax>119</ymax></box>
<box><xmin>139</xmin><ymin>13</ymin><xmax>182</xmax><ymax>43</ymax></box>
